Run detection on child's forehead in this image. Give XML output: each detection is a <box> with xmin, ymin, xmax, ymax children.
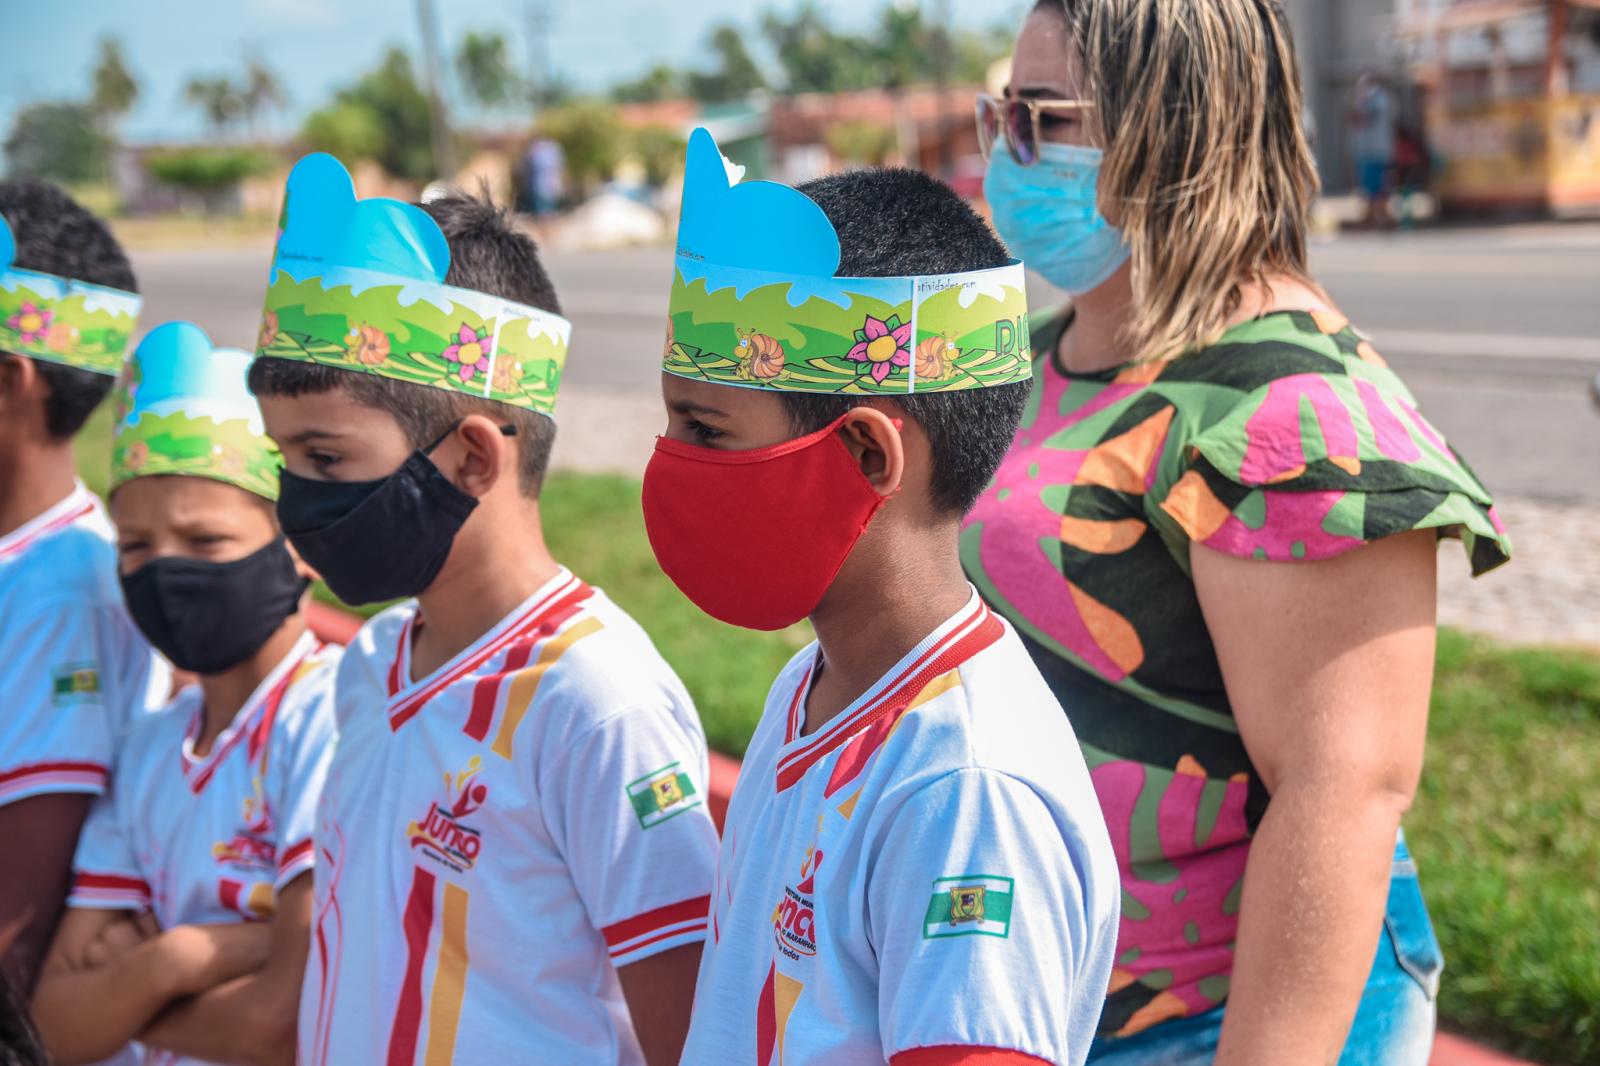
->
<box><xmin>661</xmin><ymin>374</ymin><xmax>782</xmax><ymax>420</ymax></box>
<box><xmin>111</xmin><ymin>474</ymin><xmax>267</xmax><ymax>523</ymax></box>
<box><xmin>256</xmin><ymin>387</ymin><xmax>403</xmax><ymax>439</ymax></box>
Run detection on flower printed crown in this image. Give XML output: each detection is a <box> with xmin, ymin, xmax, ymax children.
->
<box><xmin>113</xmin><ymin>321</ymin><xmax>282</xmax><ymax>502</ymax></box>
<box><xmin>0</xmin><ymin>216</ymin><xmax>143</xmax><ymax>377</ymax></box>
<box><xmin>254</xmin><ymin>154</ymin><xmax>572</xmax><ymax>419</ymax></box>
<box><xmin>664</xmin><ymin>128</ymin><xmax>1033</xmax><ymax>395</ymax></box>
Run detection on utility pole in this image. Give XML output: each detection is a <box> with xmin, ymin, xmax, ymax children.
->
<box><xmin>415</xmin><ymin>0</ymin><xmax>457</xmax><ymax>179</ymax></box>
<box><xmin>934</xmin><ymin>0</ymin><xmax>954</xmax><ymax>178</ymax></box>
<box><xmin>525</xmin><ymin>0</ymin><xmax>554</xmax><ymax>109</ymax></box>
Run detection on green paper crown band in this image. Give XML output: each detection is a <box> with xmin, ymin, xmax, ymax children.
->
<box><xmin>257</xmin><ymin>266</ymin><xmax>570</xmax><ymax>417</ymax></box>
<box><xmin>0</xmin><ymin>217</ymin><xmax>142</xmax><ymax>377</ymax></box>
<box><xmin>254</xmin><ymin>153</ymin><xmax>571</xmax><ymax>419</ymax></box>
<box><xmin>112</xmin><ymin>321</ymin><xmax>282</xmax><ymax>502</ymax></box>
<box><xmin>663</xmin><ymin>128</ymin><xmax>1032</xmax><ymax>395</ymax></box>
<box><xmin>665</xmin><ymin>258</ymin><xmax>1033</xmax><ymax>395</ymax></box>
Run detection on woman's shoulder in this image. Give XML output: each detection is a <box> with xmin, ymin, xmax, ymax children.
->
<box><xmin>1163</xmin><ymin>309</ymin><xmax>1383</xmax><ymax>395</ymax></box>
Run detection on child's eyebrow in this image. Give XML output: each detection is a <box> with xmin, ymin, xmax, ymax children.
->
<box><xmin>671</xmin><ymin>399</ymin><xmax>730</xmax><ymax>418</ymax></box>
<box><xmin>283</xmin><ymin>428</ymin><xmax>348</xmax><ymax>445</ymax></box>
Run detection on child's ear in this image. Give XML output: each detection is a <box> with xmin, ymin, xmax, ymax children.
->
<box><xmin>282</xmin><ymin>535</ymin><xmax>320</xmax><ymax>585</ymax></box>
<box><xmin>836</xmin><ymin>407</ymin><xmax>904</xmax><ymax>499</ymax></box>
<box><xmin>0</xmin><ymin>354</ymin><xmax>34</xmax><ymax>414</ymax></box>
<box><xmin>449</xmin><ymin>414</ymin><xmax>513</xmax><ymax>499</ymax></box>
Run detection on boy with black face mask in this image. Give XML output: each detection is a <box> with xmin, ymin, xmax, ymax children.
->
<box><xmin>32</xmin><ymin>321</ymin><xmax>336</xmax><ymax>1066</ymax></box>
<box><xmin>649</xmin><ymin>132</ymin><xmax>1120</xmax><ymax>1065</ymax></box>
<box><xmin>0</xmin><ymin>183</ymin><xmax>169</xmax><ymax>994</ymax></box>
<box><xmin>248</xmin><ymin>155</ymin><xmax>718</xmax><ymax>1066</ymax></box>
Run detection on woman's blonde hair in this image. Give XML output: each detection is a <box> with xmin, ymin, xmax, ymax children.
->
<box><xmin>1044</xmin><ymin>0</ymin><xmax>1320</xmax><ymax>363</ymax></box>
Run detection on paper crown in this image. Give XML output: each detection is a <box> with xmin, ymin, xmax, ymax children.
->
<box><xmin>254</xmin><ymin>153</ymin><xmax>571</xmax><ymax>419</ymax></box>
<box><xmin>0</xmin><ymin>215</ymin><xmax>142</xmax><ymax>377</ymax></box>
<box><xmin>664</xmin><ymin>129</ymin><xmax>1033</xmax><ymax>395</ymax></box>
<box><xmin>112</xmin><ymin>321</ymin><xmax>281</xmax><ymax>501</ymax></box>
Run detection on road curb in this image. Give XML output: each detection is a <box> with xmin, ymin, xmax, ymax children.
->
<box><xmin>305</xmin><ymin>605</ymin><xmax>1543</xmax><ymax>1066</ymax></box>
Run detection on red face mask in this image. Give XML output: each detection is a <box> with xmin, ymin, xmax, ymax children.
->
<box><xmin>642</xmin><ymin>415</ymin><xmax>891</xmax><ymax>632</ymax></box>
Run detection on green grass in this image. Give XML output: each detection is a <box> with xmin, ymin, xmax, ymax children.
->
<box><xmin>75</xmin><ymin>427</ymin><xmax>1599</xmax><ymax>1060</ymax></box>
<box><xmin>1407</xmin><ymin>629</ymin><xmax>1600</xmax><ymax>1064</ymax></box>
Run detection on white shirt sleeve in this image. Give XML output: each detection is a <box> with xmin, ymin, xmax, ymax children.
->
<box><xmin>0</xmin><ymin>600</ymin><xmax>121</xmax><ymax>805</ymax></box>
<box><xmin>67</xmin><ymin>792</ymin><xmax>149</xmax><ymax>911</ymax></box>
<box><xmin>270</xmin><ymin>673</ymin><xmax>339</xmax><ymax>892</ymax></box>
<box><xmin>541</xmin><ymin>705</ymin><xmax>720</xmax><ymax>968</ymax></box>
<box><xmin>867</xmin><ymin>768</ymin><xmax>1105</xmax><ymax>1065</ymax></box>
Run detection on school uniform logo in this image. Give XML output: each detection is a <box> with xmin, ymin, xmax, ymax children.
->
<box><xmin>51</xmin><ymin>664</ymin><xmax>100</xmax><ymax>705</ymax></box>
<box><xmin>212</xmin><ymin>775</ymin><xmax>278</xmax><ymax>872</ymax></box>
<box><xmin>626</xmin><ymin>761</ymin><xmax>701</xmax><ymax>829</ymax></box>
<box><xmin>771</xmin><ymin>846</ymin><xmax>823</xmax><ymax>960</ymax></box>
<box><xmin>407</xmin><ymin>757</ymin><xmax>489</xmax><ymax>873</ymax></box>
<box><xmin>923</xmin><ymin>874</ymin><xmax>1014</xmax><ymax>939</ymax></box>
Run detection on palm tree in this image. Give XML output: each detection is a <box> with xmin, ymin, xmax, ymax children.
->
<box><xmin>91</xmin><ymin>37</ymin><xmax>139</xmax><ymax>131</ymax></box>
<box><xmin>456</xmin><ymin>31</ymin><xmax>523</xmax><ymax>112</ymax></box>
<box><xmin>239</xmin><ymin>59</ymin><xmax>286</xmax><ymax>138</ymax></box>
<box><xmin>184</xmin><ymin>76</ymin><xmax>243</xmax><ymax>138</ymax></box>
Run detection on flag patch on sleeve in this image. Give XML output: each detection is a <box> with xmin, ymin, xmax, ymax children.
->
<box><xmin>923</xmin><ymin>874</ymin><xmax>1014</xmax><ymax>939</ymax></box>
<box><xmin>626</xmin><ymin>762</ymin><xmax>701</xmax><ymax>829</ymax></box>
<box><xmin>51</xmin><ymin>664</ymin><xmax>101</xmax><ymax>705</ymax></box>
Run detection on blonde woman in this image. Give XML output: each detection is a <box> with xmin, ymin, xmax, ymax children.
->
<box><xmin>960</xmin><ymin>1</ymin><xmax>1511</xmax><ymax>1063</ymax></box>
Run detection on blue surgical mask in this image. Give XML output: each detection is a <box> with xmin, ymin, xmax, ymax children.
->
<box><xmin>985</xmin><ymin>142</ymin><xmax>1131</xmax><ymax>296</ymax></box>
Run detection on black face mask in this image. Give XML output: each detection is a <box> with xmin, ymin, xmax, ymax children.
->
<box><xmin>122</xmin><ymin>537</ymin><xmax>310</xmax><ymax>675</ymax></box>
<box><xmin>275</xmin><ymin>425</ymin><xmax>497</xmax><ymax>607</ymax></box>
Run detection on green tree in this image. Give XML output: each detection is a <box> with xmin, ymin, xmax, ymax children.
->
<box><xmin>240</xmin><ymin>59</ymin><xmax>286</xmax><ymax>135</ymax></box>
<box><xmin>146</xmin><ymin>147</ymin><xmax>272</xmax><ymax>214</ymax></box>
<box><xmin>761</xmin><ymin>1</ymin><xmax>878</xmax><ymax>93</ymax></box>
<box><xmin>686</xmin><ymin>24</ymin><xmax>767</xmax><ymax>102</ymax></box>
<box><xmin>4</xmin><ymin>102</ymin><xmax>108</xmax><ymax>182</ymax></box>
<box><xmin>612</xmin><ymin>64</ymin><xmax>683</xmax><ymax>104</ymax></box>
<box><xmin>90</xmin><ymin>37</ymin><xmax>139</xmax><ymax>134</ymax></box>
<box><xmin>300</xmin><ymin>49</ymin><xmax>434</xmax><ymax>181</ymax></box>
<box><xmin>628</xmin><ymin>125</ymin><xmax>688</xmax><ymax>186</ymax></box>
<box><xmin>456</xmin><ymin>31</ymin><xmax>523</xmax><ymax>111</ymax></box>
<box><xmin>537</xmin><ymin>99</ymin><xmax>624</xmax><ymax>197</ymax></box>
<box><xmin>184</xmin><ymin>76</ymin><xmax>243</xmax><ymax>135</ymax></box>
<box><xmin>826</xmin><ymin>120</ymin><xmax>897</xmax><ymax>166</ymax></box>
<box><xmin>301</xmin><ymin>101</ymin><xmax>386</xmax><ymax>163</ymax></box>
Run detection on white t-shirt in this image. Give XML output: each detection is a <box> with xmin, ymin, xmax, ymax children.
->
<box><xmin>298</xmin><ymin>570</ymin><xmax>720</xmax><ymax>1066</ymax></box>
<box><xmin>683</xmin><ymin>592</ymin><xmax>1120</xmax><ymax>1066</ymax></box>
<box><xmin>68</xmin><ymin>631</ymin><xmax>339</xmax><ymax>1066</ymax></box>
<box><xmin>0</xmin><ymin>483</ymin><xmax>169</xmax><ymax>806</ymax></box>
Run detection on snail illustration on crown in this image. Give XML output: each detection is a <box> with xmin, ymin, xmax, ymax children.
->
<box><xmin>663</xmin><ymin>128</ymin><xmax>1034</xmax><ymax>395</ymax></box>
<box><xmin>254</xmin><ymin>153</ymin><xmax>573</xmax><ymax>419</ymax></box>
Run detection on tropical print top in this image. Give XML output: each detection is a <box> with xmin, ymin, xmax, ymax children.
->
<box><xmin>959</xmin><ymin>308</ymin><xmax>1511</xmax><ymax>1040</ymax></box>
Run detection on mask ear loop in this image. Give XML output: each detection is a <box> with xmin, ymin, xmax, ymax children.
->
<box><xmin>422</xmin><ymin>420</ymin><xmax>519</xmax><ymax>455</ymax></box>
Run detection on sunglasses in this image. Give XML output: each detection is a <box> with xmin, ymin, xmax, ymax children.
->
<box><xmin>976</xmin><ymin>93</ymin><xmax>1095</xmax><ymax>166</ymax></box>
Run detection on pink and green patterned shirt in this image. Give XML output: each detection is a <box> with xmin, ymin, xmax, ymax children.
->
<box><xmin>960</xmin><ymin>309</ymin><xmax>1510</xmax><ymax>1040</ymax></box>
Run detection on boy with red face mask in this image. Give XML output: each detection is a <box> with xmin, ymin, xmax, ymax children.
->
<box><xmin>649</xmin><ymin>131</ymin><xmax>1120</xmax><ymax>1066</ymax></box>
<box><xmin>247</xmin><ymin>156</ymin><xmax>718</xmax><ymax>1066</ymax></box>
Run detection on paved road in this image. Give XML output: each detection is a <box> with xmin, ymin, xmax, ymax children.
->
<box><xmin>128</xmin><ymin>222</ymin><xmax>1600</xmax><ymax>502</ymax></box>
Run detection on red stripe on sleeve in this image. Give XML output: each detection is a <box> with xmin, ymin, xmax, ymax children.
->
<box><xmin>601</xmin><ymin>894</ymin><xmax>712</xmax><ymax>948</ymax></box>
<box><xmin>277</xmin><ymin>838</ymin><xmax>315</xmax><ymax>875</ymax></box>
<box><xmin>386</xmin><ymin>867</ymin><xmax>437</xmax><ymax>1066</ymax></box>
<box><xmin>73</xmin><ymin>872</ymin><xmax>151</xmax><ymax>894</ymax></box>
<box><xmin>0</xmin><ymin>760</ymin><xmax>108</xmax><ymax>786</ymax></box>
<box><xmin>891</xmin><ymin>1048</ymin><xmax>1056</xmax><ymax>1066</ymax></box>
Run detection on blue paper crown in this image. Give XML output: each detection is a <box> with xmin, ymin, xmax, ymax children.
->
<box><xmin>0</xmin><ymin>215</ymin><xmax>143</xmax><ymax>377</ymax></box>
<box><xmin>256</xmin><ymin>154</ymin><xmax>573</xmax><ymax>418</ymax></box>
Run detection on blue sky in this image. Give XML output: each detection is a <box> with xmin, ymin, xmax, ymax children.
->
<box><xmin>7</xmin><ymin>0</ymin><xmax>1021</xmax><ymax>144</ymax></box>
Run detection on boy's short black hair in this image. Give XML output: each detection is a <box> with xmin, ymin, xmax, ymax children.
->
<box><xmin>0</xmin><ymin>182</ymin><xmax>138</xmax><ymax>440</ymax></box>
<box><xmin>248</xmin><ymin>191</ymin><xmax>563</xmax><ymax>495</ymax></box>
<box><xmin>784</xmin><ymin>169</ymin><xmax>1030</xmax><ymax>516</ymax></box>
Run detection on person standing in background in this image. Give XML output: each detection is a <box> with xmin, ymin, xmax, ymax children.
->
<box><xmin>1349</xmin><ymin>71</ymin><xmax>1399</xmax><ymax>230</ymax></box>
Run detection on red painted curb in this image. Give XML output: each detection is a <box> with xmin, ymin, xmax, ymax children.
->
<box><xmin>1429</xmin><ymin>1033</ymin><xmax>1538</xmax><ymax>1066</ymax></box>
<box><xmin>308</xmin><ymin>604</ymin><xmax>1542</xmax><ymax>1066</ymax></box>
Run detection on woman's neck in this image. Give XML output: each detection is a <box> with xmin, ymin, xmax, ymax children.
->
<box><xmin>194</xmin><ymin>615</ymin><xmax>308</xmax><ymax>754</ymax></box>
<box><xmin>1057</xmin><ymin>265</ymin><xmax>1135</xmax><ymax>375</ymax></box>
